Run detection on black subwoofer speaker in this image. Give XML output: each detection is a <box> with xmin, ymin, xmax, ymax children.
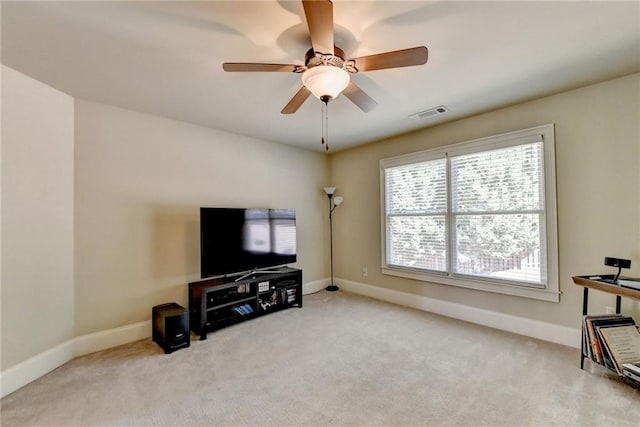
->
<box><xmin>152</xmin><ymin>303</ymin><xmax>190</xmax><ymax>354</ymax></box>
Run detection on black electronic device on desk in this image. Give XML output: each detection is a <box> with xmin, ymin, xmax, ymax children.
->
<box><xmin>585</xmin><ymin>274</ymin><xmax>640</xmax><ymax>290</ymax></box>
<box><xmin>590</xmin><ymin>257</ymin><xmax>640</xmax><ymax>290</ymax></box>
<box><xmin>617</xmin><ymin>278</ymin><xmax>640</xmax><ymax>291</ymax></box>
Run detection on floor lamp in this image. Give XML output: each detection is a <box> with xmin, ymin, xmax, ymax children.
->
<box><xmin>323</xmin><ymin>187</ymin><xmax>343</xmax><ymax>291</ymax></box>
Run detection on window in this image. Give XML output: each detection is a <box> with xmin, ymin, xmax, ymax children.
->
<box><xmin>380</xmin><ymin>124</ymin><xmax>559</xmax><ymax>301</ymax></box>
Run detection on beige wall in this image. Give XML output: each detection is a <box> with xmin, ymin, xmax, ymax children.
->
<box><xmin>330</xmin><ymin>73</ymin><xmax>640</xmax><ymax>329</ymax></box>
<box><xmin>74</xmin><ymin>100</ymin><xmax>329</xmax><ymax>335</ymax></box>
<box><xmin>1</xmin><ymin>66</ymin><xmax>75</xmax><ymax>369</ymax></box>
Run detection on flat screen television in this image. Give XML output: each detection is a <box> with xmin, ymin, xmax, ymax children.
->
<box><xmin>200</xmin><ymin>207</ymin><xmax>297</xmax><ymax>279</ymax></box>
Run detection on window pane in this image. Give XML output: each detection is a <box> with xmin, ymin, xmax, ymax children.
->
<box><xmin>451</xmin><ymin>142</ymin><xmax>543</xmax><ymax>212</ymax></box>
<box><xmin>388</xmin><ymin>215</ymin><xmax>447</xmax><ymax>272</ymax></box>
<box><xmin>453</xmin><ymin>214</ymin><xmax>544</xmax><ymax>284</ymax></box>
<box><xmin>386</xmin><ymin>158</ymin><xmax>447</xmax><ymax>214</ymax></box>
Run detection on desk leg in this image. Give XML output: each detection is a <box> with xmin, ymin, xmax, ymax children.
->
<box><xmin>616</xmin><ymin>295</ymin><xmax>621</xmax><ymax>314</ymax></box>
<box><xmin>580</xmin><ymin>287</ymin><xmax>589</xmax><ymax>370</ymax></box>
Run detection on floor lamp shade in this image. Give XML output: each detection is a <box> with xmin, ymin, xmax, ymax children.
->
<box><xmin>324</xmin><ymin>187</ymin><xmax>336</xmax><ymax>196</ymax></box>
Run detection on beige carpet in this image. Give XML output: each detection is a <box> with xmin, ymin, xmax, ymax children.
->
<box><xmin>1</xmin><ymin>290</ymin><xmax>639</xmax><ymax>426</ymax></box>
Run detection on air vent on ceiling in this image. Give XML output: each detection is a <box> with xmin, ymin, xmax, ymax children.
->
<box><xmin>408</xmin><ymin>105</ymin><xmax>449</xmax><ymax>120</ymax></box>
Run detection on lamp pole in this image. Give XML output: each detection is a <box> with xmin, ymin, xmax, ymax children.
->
<box><xmin>323</xmin><ymin>187</ymin><xmax>342</xmax><ymax>291</ymax></box>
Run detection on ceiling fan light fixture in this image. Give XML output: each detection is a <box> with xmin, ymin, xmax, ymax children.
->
<box><xmin>301</xmin><ymin>65</ymin><xmax>350</xmax><ymax>101</ymax></box>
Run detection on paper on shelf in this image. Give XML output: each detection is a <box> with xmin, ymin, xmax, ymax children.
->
<box><xmin>598</xmin><ymin>325</ymin><xmax>640</xmax><ymax>374</ymax></box>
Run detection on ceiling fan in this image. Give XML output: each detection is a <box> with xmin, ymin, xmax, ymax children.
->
<box><xmin>222</xmin><ymin>0</ymin><xmax>429</xmax><ymax>115</ymax></box>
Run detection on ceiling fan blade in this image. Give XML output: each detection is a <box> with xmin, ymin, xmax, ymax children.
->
<box><xmin>342</xmin><ymin>82</ymin><xmax>378</xmax><ymax>113</ymax></box>
<box><xmin>351</xmin><ymin>46</ymin><xmax>428</xmax><ymax>72</ymax></box>
<box><xmin>281</xmin><ymin>86</ymin><xmax>312</xmax><ymax>114</ymax></box>
<box><xmin>223</xmin><ymin>63</ymin><xmax>299</xmax><ymax>72</ymax></box>
<box><xmin>302</xmin><ymin>0</ymin><xmax>334</xmax><ymax>55</ymax></box>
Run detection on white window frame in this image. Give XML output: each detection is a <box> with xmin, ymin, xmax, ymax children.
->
<box><xmin>380</xmin><ymin>124</ymin><xmax>559</xmax><ymax>302</ymax></box>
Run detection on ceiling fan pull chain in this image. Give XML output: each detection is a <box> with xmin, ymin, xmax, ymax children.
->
<box><xmin>325</xmin><ymin>102</ymin><xmax>329</xmax><ymax>151</ymax></box>
<box><xmin>321</xmin><ymin>101</ymin><xmax>326</xmax><ymax>146</ymax></box>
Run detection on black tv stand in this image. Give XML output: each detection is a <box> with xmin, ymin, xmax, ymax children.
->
<box><xmin>188</xmin><ymin>267</ymin><xmax>302</xmax><ymax>340</ymax></box>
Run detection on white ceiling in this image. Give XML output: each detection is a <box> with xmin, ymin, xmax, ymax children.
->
<box><xmin>2</xmin><ymin>1</ymin><xmax>639</xmax><ymax>152</ymax></box>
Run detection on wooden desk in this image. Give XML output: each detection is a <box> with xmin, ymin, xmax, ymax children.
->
<box><xmin>572</xmin><ymin>275</ymin><xmax>640</xmax><ymax>369</ymax></box>
<box><xmin>572</xmin><ymin>275</ymin><xmax>640</xmax><ymax>302</ymax></box>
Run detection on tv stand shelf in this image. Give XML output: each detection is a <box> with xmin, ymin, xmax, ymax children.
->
<box><xmin>189</xmin><ymin>267</ymin><xmax>302</xmax><ymax>340</ymax></box>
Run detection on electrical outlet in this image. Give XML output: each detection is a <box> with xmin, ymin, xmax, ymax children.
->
<box><xmin>362</xmin><ymin>266</ymin><xmax>368</xmax><ymax>277</ymax></box>
<box><xmin>605</xmin><ymin>306</ymin><xmax>615</xmax><ymax>314</ymax></box>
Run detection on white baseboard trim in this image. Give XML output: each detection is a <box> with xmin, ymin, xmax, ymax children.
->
<box><xmin>74</xmin><ymin>320</ymin><xmax>151</xmax><ymax>357</ymax></box>
<box><xmin>1</xmin><ymin>339</ymin><xmax>75</xmax><ymax>398</ymax></box>
<box><xmin>303</xmin><ymin>278</ymin><xmax>328</xmax><ymax>294</ymax></box>
<box><xmin>1</xmin><ymin>321</ymin><xmax>152</xmax><ymax>399</ymax></box>
<box><xmin>337</xmin><ymin>278</ymin><xmax>581</xmax><ymax>349</ymax></box>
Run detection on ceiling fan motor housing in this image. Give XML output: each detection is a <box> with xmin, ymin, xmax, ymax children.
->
<box><xmin>303</xmin><ymin>47</ymin><xmax>357</xmax><ymax>72</ymax></box>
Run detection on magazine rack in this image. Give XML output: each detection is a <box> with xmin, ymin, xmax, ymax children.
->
<box><xmin>572</xmin><ymin>275</ymin><xmax>640</xmax><ymax>370</ymax></box>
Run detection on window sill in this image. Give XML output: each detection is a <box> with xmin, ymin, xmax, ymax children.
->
<box><xmin>381</xmin><ymin>267</ymin><xmax>560</xmax><ymax>302</ymax></box>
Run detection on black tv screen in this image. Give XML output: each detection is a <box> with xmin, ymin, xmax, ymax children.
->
<box><xmin>200</xmin><ymin>207</ymin><xmax>297</xmax><ymax>278</ymax></box>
